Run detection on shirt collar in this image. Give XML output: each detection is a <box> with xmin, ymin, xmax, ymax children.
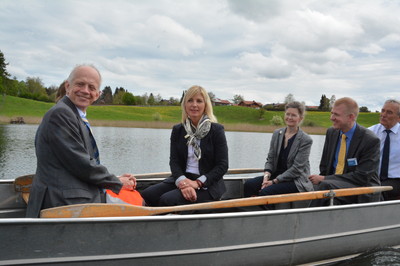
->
<box><xmin>76</xmin><ymin>107</ymin><xmax>86</xmax><ymax>118</ymax></box>
<box><xmin>386</xmin><ymin>122</ymin><xmax>400</xmax><ymax>134</ymax></box>
<box><xmin>341</xmin><ymin>123</ymin><xmax>356</xmax><ymax>139</ymax></box>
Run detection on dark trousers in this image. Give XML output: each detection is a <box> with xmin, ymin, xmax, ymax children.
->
<box><xmin>243</xmin><ymin>175</ymin><xmax>299</xmax><ymax>197</ymax></box>
<box><xmin>141</xmin><ymin>181</ymin><xmax>213</xmax><ymax>206</ymax></box>
<box><xmin>381</xmin><ymin>178</ymin><xmax>400</xmax><ymax>201</ymax></box>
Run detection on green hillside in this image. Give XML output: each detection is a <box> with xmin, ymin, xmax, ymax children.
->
<box><xmin>0</xmin><ymin>95</ymin><xmax>380</xmax><ymax>130</ymax></box>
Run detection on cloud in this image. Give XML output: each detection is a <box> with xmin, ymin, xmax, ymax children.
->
<box><xmin>227</xmin><ymin>0</ymin><xmax>285</xmax><ymax>22</ymax></box>
<box><xmin>141</xmin><ymin>15</ymin><xmax>203</xmax><ymax>57</ymax></box>
<box><xmin>1</xmin><ymin>0</ymin><xmax>400</xmax><ymax>111</ymax></box>
<box><xmin>236</xmin><ymin>52</ymin><xmax>294</xmax><ymax>79</ymax></box>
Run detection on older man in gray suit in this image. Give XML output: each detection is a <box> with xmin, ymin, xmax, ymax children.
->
<box><xmin>309</xmin><ymin>97</ymin><xmax>380</xmax><ymax>205</ymax></box>
<box><xmin>26</xmin><ymin>64</ymin><xmax>136</xmax><ymax>218</ymax></box>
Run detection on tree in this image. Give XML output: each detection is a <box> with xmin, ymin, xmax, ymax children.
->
<box><xmin>154</xmin><ymin>93</ymin><xmax>162</xmax><ymax>104</ymax></box>
<box><xmin>232</xmin><ymin>94</ymin><xmax>244</xmax><ymax>104</ymax></box>
<box><xmin>0</xmin><ymin>50</ymin><xmax>11</xmax><ymax>94</ymax></box>
<box><xmin>0</xmin><ymin>50</ymin><xmax>10</xmax><ymax>78</ymax></box>
<box><xmin>208</xmin><ymin>91</ymin><xmax>216</xmax><ymax>104</ymax></box>
<box><xmin>135</xmin><ymin>95</ymin><xmax>144</xmax><ymax>105</ymax></box>
<box><xmin>46</xmin><ymin>84</ymin><xmax>59</xmax><ymax>102</ymax></box>
<box><xmin>359</xmin><ymin>106</ymin><xmax>370</xmax><ymax>112</ymax></box>
<box><xmin>122</xmin><ymin>92</ymin><xmax>135</xmax><ymax>105</ymax></box>
<box><xmin>142</xmin><ymin>93</ymin><xmax>149</xmax><ymax>105</ymax></box>
<box><xmin>169</xmin><ymin>97</ymin><xmax>180</xmax><ymax>106</ymax></box>
<box><xmin>26</xmin><ymin>77</ymin><xmax>45</xmax><ymax>94</ymax></box>
<box><xmin>99</xmin><ymin>86</ymin><xmax>113</xmax><ymax>104</ymax></box>
<box><xmin>258</xmin><ymin>108</ymin><xmax>265</xmax><ymax>120</ymax></box>
<box><xmin>20</xmin><ymin>77</ymin><xmax>50</xmax><ymax>101</ymax></box>
<box><xmin>284</xmin><ymin>93</ymin><xmax>295</xmax><ymax>104</ymax></box>
<box><xmin>319</xmin><ymin>94</ymin><xmax>330</xmax><ymax>111</ymax></box>
<box><xmin>113</xmin><ymin>89</ymin><xmax>126</xmax><ymax>105</ymax></box>
<box><xmin>113</xmin><ymin>87</ymin><xmax>125</xmax><ymax>96</ymax></box>
<box><xmin>329</xmin><ymin>95</ymin><xmax>336</xmax><ymax>109</ymax></box>
<box><xmin>4</xmin><ymin>78</ymin><xmax>20</xmax><ymax>96</ymax></box>
<box><xmin>270</xmin><ymin>115</ymin><xmax>284</xmax><ymax>126</ymax></box>
<box><xmin>180</xmin><ymin>90</ymin><xmax>186</xmax><ymax>104</ymax></box>
<box><xmin>148</xmin><ymin>93</ymin><xmax>155</xmax><ymax>105</ymax></box>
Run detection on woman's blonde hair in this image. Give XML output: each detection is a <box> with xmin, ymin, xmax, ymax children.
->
<box><xmin>181</xmin><ymin>85</ymin><xmax>217</xmax><ymax>123</ymax></box>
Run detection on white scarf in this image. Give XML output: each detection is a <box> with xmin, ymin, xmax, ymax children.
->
<box><xmin>184</xmin><ymin>115</ymin><xmax>211</xmax><ymax>160</ymax></box>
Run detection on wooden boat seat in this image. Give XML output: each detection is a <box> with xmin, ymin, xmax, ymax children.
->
<box><xmin>14</xmin><ymin>174</ymin><xmax>34</xmax><ymax>204</ymax></box>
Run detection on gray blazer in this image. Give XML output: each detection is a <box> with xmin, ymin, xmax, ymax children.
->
<box><xmin>26</xmin><ymin>96</ymin><xmax>122</xmax><ymax>218</ymax></box>
<box><xmin>264</xmin><ymin>128</ymin><xmax>314</xmax><ymax>192</ymax></box>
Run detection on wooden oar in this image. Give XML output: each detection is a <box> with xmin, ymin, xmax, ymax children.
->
<box><xmin>40</xmin><ymin>186</ymin><xmax>392</xmax><ymax>218</ymax></box>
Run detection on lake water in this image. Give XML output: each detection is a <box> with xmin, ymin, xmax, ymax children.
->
<box><xmin>0</xmin><ymin>124</ymin><xmax>325</xmax><ymax>179</ymax></box>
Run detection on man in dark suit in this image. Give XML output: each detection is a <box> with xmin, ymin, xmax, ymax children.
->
<box><xmin>26</xmin><ymin>64</ymin><xmax>136</xmax><ymax>218</ymax></box>
<box><xmin>309</xmin><ymin>97</ymin><xmax>380</xmax><ymax>205</ymax></box>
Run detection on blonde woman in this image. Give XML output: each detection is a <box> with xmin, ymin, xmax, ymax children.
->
<box><xmin>142</xmin><ymin>85</ymin><xmax>228</xmax><ymax>206</ymax></box>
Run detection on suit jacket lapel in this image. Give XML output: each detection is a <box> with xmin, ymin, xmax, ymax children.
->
<box><xmin>347</xmin><ymin>124</ymin><xmax>361</xmax><ymax>159</ymax></box>
<box><xmin>62</xmin><ymin>96</ymin><xmax>91</xmax><ymax>152</ymax></box>
<box><xmin>287</xmin><ymin>129</ymin><xmax>301</xmax><ymax>161</ymax></box>
<box><xmin>327</xmin><ymin>128</ymin><xmax>341</xmax><ymax>175</ymax></box>
<box><xmin>276</xmin><ymin>129</ymin><xmax>284</xmax><ymax>163</ymax></box>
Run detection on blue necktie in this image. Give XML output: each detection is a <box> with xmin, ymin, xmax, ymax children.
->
<box><xmin>380</xmin><ymin>129</ymin><xmax>391</xmax><ymax>181</ymax></box>
<box><xmin>81</xmin><ymin>116</ymin><xmax>100</xmax><ymax>165</ymax></box>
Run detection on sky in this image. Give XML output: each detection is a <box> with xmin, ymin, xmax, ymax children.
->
<box><xmin>1</xmin><ymin>0</ymin><xmax>400</xmax><ymax>111</ymax></box>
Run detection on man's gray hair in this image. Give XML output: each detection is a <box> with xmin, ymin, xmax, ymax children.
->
<box><xmin>67</xmin><ymin>64</ymin><xmax>102</xmax><ymax>89</ymax></box>
<box><xmin>384</xmin><ymin>99</ymin><xmax>400</xmax><ymax>116</ymax></box>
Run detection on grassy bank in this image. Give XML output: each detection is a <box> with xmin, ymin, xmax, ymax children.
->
<box><xmin>0</xmin><ymin>95</ymin><xmax>380</xmax><ymax>134</ymax></box>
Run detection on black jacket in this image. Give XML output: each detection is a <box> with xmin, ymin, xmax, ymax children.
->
<box><xmin>165</xmin><ymin>122</ymin><xmax>228</xmax><ymax>200</ymax></box>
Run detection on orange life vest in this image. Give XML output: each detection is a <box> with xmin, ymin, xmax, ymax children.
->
<box><xmin>105</xmin><ymin>189</ymin><xmax>143</xmax><ymax>206</ymax></box>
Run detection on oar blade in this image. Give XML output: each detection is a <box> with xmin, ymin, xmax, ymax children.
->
<box><xmin>40</xmin><ymin>203</ymin><xmax>154</xmax><ymax>218</ymax></box>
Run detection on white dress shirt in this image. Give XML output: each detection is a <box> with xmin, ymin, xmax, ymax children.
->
<box><xmin>369</xmin><ymin>123</ymin><xmax>400</xmax><ymax>178</ymax></box>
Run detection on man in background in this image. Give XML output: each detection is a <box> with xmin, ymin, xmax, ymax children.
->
<box><xmin>369</xmin><ymin>99</ymin><xmax>400</xmax><ymax>200</ymax></box>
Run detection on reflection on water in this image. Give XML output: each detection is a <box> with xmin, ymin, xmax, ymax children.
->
<box><xmin>0</xmin><ymin>124</ymin><xmax>37</xmax><ymax>179</ymax></box>
<box><xmin>0</xmin><ymin>124</ymin><xmax>325</xmax><ymax>179</ymax></box>
<box><xmin>332</xmin><ymin>247</ymin><xmax>400</xmax><ymax>265</ymax></box>
<box><xmin>95</xmin><ymin>127</ymin><xmax>172</xmax><ymax>175</ymax></box>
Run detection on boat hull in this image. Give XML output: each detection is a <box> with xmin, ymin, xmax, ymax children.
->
<box><xmin>1</xmin><ymin>201</ymin><xmax>400</xmax><ymax>265</ymax></box>
<box><xmin>1</xmin><ymin>179</ymin><xmax>399</xmax><ymax>265</ymax></box>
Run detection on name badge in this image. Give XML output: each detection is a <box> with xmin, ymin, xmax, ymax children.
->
<box><xmin>347</xmin><ymin>158</ymin><xmax>358</xmax><ymax>166</ymax></box>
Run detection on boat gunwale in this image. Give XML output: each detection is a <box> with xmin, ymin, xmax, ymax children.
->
<box><xmin>1</xmin><ymin>199</ymin><xmax>400</xmax><ymax>224</ymax></box>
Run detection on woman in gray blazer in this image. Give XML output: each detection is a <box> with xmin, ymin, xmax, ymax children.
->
<box><xmin>244</xmin><ymin>101</ymin><xmax>313</xmax><ymax>199</ymax></box>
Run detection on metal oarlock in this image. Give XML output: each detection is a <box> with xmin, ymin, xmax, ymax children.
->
<box><xmin>323</xmin><ymin>189</ymin><xmax>336</xmax><ymax>206</ymax></box>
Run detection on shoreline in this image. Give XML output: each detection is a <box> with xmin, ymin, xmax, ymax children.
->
<box><xmin>0</xmin><ymin>116</ymin><xmax>328</xmax><ymax>135</ymax></box>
